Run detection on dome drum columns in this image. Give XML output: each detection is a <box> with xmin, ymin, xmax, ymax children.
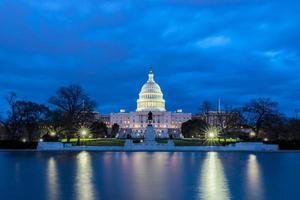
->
<box><xmin>136</xmin><ymin>68</ymin><xmax>166</xmax><ymax>112</ymax></box>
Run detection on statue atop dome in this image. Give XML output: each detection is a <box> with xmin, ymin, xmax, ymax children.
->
<box><xmin>148</xmin><ymin>67</ymin><xmax>154</xmax><ymax>82</ymax></box>
<box><xmin>149</xmin><ymin>66</ymin><xmax>153</xmax><ymax>74</ymax></box>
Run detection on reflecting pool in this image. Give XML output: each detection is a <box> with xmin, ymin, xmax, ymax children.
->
<box><xmin>0</xmin><ymin>151</ymin><xmax>300</xmax><ymax>200</ymax></box>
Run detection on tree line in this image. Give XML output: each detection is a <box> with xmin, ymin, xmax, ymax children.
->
<box><xmin>1</xmin><ymin>85</ymin><xmax>299</xmax><ymax>143</ymax></box>
<box><xmin>0</xmin><ymin>85</ymin><xmax>119</xmax><ymax>142</ymax></box>
<box><xmin>182</xmin><ymin>98</ymin><xmax>300</xmax><ymax>142</ymax></box>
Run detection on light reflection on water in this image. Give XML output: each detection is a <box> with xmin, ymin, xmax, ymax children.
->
<box><xmin>246</xmin><ymin>154</ymin><xmax>264</xmax><ymax>200</ymax></box>
<box><xmin>1</xmin><ymin>151</ymin><xmax>300</xmax><ymax>200</ymax></box>
<box><xmin>200</xmin><ymin>152</ymin><xmax>231</xmax><ymax>200</ymax></box>
<box><xmin>47</xmin><ymin>157</ymin><xmax>59</xmax><ymax>200</ymax></box>
<box><xmin>75</xmin><ymin>151</ymin><xmax>96</xmax><ymax>200</ymax></box>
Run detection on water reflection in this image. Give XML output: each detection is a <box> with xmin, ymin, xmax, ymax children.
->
<box><xmin>75</xmin><ymin>151</ymin><xmax>96</xmax><ymax>200</ymax></box>
<box><xmin>128</xmin><ymin>153</ymin><xmax>178</xmax><ymax>200</ymax></box>
<box><xmin>246</xmin><ymin>154</ymin><xmax>264</xmax><ymax>200</ymax></box>
<box><xmin>47</xmin><ymin>157</ymin><xmax>59</xmax><ymax>200</ymax></box>
<box><xmin>130</xmin><ymin>153</ymin><xmax>160</xmax><ymax>200</ymax></box>
<box><xmin>2</xmin><ymin>152</ymin><xmax>300</xmax><ymax>200</ymax></box>
<box><xmin>14</xmin><ymin>162</ymin><xmax>20</xmax><ymax>183</ymax></box>
<box><xmin>200</xmin><ymin>152</ymin><xmax>230</xmax><ymax>200</ymax></box>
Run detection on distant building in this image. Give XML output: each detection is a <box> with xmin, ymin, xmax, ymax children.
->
<box><xmin>110</xmin><ymin>68</ymin><xmax>192</xmax><ymax>138</ymax></box>
<box><xmin>94</xmin><ymin>112</ymin><xmax>111</xmax><ymax>127</ymax></box>
<box><xmin>193</xmin><ymin>111</ymin><xmax>241</xmax><ymax>129</ymax></box>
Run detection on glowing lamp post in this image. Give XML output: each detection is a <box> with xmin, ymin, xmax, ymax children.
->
<box><xmin>208</xmin><ymin>132</ymin><xmax>215</xmax><ymax>139</ymax></box>
<box><xmin>249</xmin><ymin>131</ymin><xmax>256</xmax><ymax>138</ymax></box>
<box><xmin>78</xmin><ymin>128</ymin><xmax>89</xmax><ymax>146</ymax></box>
<box><xmin>81</xmin><ymin>130</ymin><xmax>87</xmax><ymax>137</ymax></box>
<box><xmin>50</xmin><ymin>132</ymin><xmax>56</xmax><ymax>137</ymax></box>
<box><xmin>204</xmin><ymin>126</ymin><xmax>220</xmax><ymax>144</ymax></box>
<box><xmin>204</xmin><ymin>126</ymin><xmax>219</xmax><ymax>140</ymax></box>
<box><xmin>82</xmin><ymin>130</ymin><xmax>86</xmax><ymax>145</ymax></box>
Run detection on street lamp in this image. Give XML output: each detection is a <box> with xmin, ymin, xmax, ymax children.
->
<box><xmin>208</xmin><ymin>132</ymin><xmax>215</xmax><ymax>139</ymax></box>
<box><xmin>204</xmin><ymin>126</ymin><xmax>220</xmax><ymax>140</ymax></box>
<box><xmin>50</xmin><ymin>132</ymin><xmax>56</xmax><ymax>137</ymax></box>
<box><xmin>81</xmin><ymin>130</ymin><xmax>87</xmax><ymax>137</ymax></box>
<box><xmin>79</xmin><ymin>127</ymin><xmax>90</xmax><ymax>146</ymax></box>
<box><xmin>249</xmin><ymin>131</ymin><xmax>256</xmax><ymax>137</ymax></box>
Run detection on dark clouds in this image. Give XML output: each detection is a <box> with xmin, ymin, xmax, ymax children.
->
<box><xmin>0</xmin><ymin>0</ymin><xmax>299</xmax><ymax>116</ymax></box>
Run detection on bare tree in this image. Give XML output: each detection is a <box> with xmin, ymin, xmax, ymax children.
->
<box><xmin>43</xmin><ymin>109</ymin><xmax>66</xmax><ymax>137</ymax></box>
<box><xmin>243</xmin><ymin>98</ymin><xmax>279</xmax><ymax>137</ymax></box>
<box><xmin>49</xmin><ymin>85</ymin><xmax>96</xmax><ymax>142</ymax></box>
<box><xmin>1</xmin><ymin>92</ymin><xmax>49</xmax><ymax>141</ymax></box>
<box><xmin>1</xmin><ymin>92</ymin><xmax>19</xmax><ymax>140</ymax></box>
<box><xmin>13</xmin><ymin>101</ymin><xmax>49</xmax><ymax>141</ymax></box>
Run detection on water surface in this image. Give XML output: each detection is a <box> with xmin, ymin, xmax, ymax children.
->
<box><xmin>0</xmin><ymin>151</ymin><xmax>299</xmax><ymax>200</ymax></box>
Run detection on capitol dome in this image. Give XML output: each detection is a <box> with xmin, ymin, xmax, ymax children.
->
<box><xmin>137</xmin><ymin>68</ymin><xmax>166</xmax><ymax>112</ymax></box>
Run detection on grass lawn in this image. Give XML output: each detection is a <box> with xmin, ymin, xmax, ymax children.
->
<box><xmin>61</xmin><ymin>138</ymin><xmax>97</xmax><ymax>143</ymax></box>
<box><xmin>83</xmin><ymin>139</ymin><xmax>125</xmax><ymax>146</ymax></box>
<box><xmin>174</xmin><ymin>138</ymin><xmax>237</xmax><ymax>146</ymax></box>
<box><xmin>156</xmin><ymin>139</ymin><xmax>169</xmax><ymax>144</ymax></box>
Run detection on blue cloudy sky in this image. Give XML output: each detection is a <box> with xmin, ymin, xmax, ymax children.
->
<box><xmin>0</xmin><ymin>0</ymin><xmax>299</xmax><ymax>116</ymax></box>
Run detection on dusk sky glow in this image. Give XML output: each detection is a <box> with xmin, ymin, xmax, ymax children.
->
<box><xmin>0</xmin><ymin>0</ymin><xmax>299</xmax><ymax>116</ymax></box>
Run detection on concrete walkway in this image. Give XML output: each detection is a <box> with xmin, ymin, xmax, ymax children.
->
<box><xmin>37</xmin><ymin>141</ymin><xmax>279</xmax><ymax>152</ymax></box>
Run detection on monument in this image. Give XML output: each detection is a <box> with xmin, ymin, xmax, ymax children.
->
<box><xmin>143</xmin><ymin>111</ymin><xmax>156</xmax><ymax>144</ymax></box>
<box><xmin>124</xmin><ymin>110</ymin><xmax>175</xmax><ymax>149</ymax></box>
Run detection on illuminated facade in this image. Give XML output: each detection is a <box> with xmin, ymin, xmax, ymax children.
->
<box><xmin>137</xmin><ymin>68</ymin><xmax>166</xmax><ymax>112</ymax></box>
<box><xmin>110</xmin><ymin>68</ymin><xmax>191</xmax><ymax>138</ymax></box>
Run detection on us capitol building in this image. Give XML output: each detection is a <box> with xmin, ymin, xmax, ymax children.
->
<box><xmin>110</xmin><ymin>68</ymin><xmax>191</xmax><ymax>138</ymax></box>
